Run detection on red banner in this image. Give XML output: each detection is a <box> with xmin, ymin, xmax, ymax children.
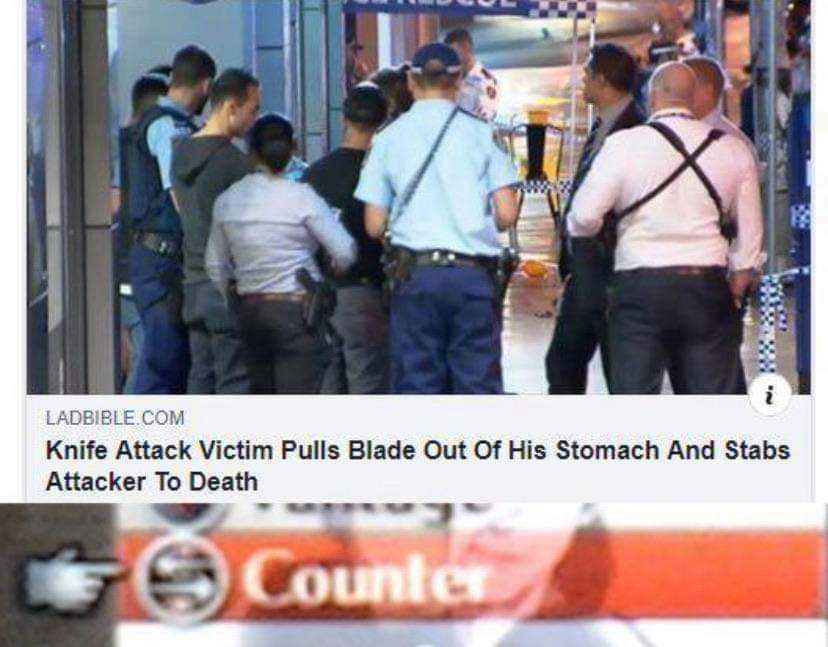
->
<box><xmin>118</xmin><ymin>530</ymin><xmax>826</xmax><ymax>621</ymax></box>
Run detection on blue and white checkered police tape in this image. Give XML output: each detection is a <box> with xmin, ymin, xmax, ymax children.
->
<box><xmin>791</xmin><ymin>203</ymin><xmax>811</xmax><ymax>230</ymax></box>
<box><xmin>757</xmin><ymin>266</ymin><xmax>810</xmax><ymax>373</ymax></box>
<box><xmin>520</xmin><ymin>178</ymin><xmax>573</xmax><ymax>198</ymax></box>
<box><xmin>342</xmin><ymin>0</ymin><xmax>597</xmax><ymax>18</ymax></box>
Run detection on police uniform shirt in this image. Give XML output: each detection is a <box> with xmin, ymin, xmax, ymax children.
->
<box><xmin>355</xmin><ymin>98</ymin><xmax>519</xmax><ymax>258</ymax></box>
<box><xmin>284</xmin><ymin>156</ymin><xmax>309</xmax><ymax>182</ymax></box>
<box><xmin>567</xmin><ymin>108</ymin><xmax>763</xmax><ymax>272</ymax></box>
<box><xmin>146</xmin><ymin>96</ymin><xmax>195</xmax><ymax>190</ymax></box>
<box><xmin>458</xmin><ymin>62</ymin><xmax>499</xmax><ymax>122</ymax></box>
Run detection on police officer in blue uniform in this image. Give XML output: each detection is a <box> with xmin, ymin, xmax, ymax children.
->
<box><xmin>356</xmin><ymin>43</ymin><xmax>520</xmax><ymax>394</ymax></box>
<box><xmin>124</xmin><ymin>46</ymin><xmax>216</xmax><ymax>394</ymax></box>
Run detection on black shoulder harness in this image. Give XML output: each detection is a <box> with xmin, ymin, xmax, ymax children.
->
<box><xmin>615</xmin><ymin>122</ymin><xmax>735</xmax><ymax>241</ymax></box>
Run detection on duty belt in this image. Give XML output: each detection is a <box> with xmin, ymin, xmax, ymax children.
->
<box><xmin>617</xmin><ymin>266</ymin><xmax>727</xmax><ymax>278</ymax></box>
<box><xmin>382</xmin><ymin>245</ymin><xmax>517</xmax><ymax>306</ymax></box>
<box><xmin>133</xmin><ymin>231</ymin><xmax>181</xmax><ymax>258</ymax></box>
<box><xmin>337</xmin><ymin>276</ymin><xmax>383</xmax><ymax>289</ymax></box>
<box><xmin>240</xmin><ymin>292</ymin><xmax>306</xmax><ymax>304</ymax></box>
<box><xmin>412</xmin><ymin>249</ymin><xmax>496</xmax><ymax>270</ymax></box>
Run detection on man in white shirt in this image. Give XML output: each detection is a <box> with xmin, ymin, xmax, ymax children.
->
<box><xmin>445</xmin><ymin>28</ymin><xmax>499</xmax><ymax>122</ymax></box>
<box><xmin>568</xmin><ymin>62</ymin><xmax>763</xmax><ymax>394</ymax></box>
<box><xmin>684</xmin><ymin>55</ymin><xmax>760</xmax><ymax>167</ymax></box>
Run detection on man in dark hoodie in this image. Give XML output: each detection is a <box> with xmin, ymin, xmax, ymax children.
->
<box><xmin>172</xmin><ymin>68</ymin><xmax>261</xmax><ymax>394</ymax></box>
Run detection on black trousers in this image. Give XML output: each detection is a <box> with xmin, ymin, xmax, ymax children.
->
<box><xmin>237</xmin><ymin>298</ymin><xmax>331</xmax><ymax>394</ymax></box>
<box><xmin>607</xmin><ymin>270</ymin><xmax>746</xmax><ymax>395</ymax></box>
<box><xmin>545</xmin><ymin>239</ymin><xmax>612</xmax><ymax>394</ymax></box>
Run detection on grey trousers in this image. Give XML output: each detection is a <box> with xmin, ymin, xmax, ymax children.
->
<box><xmin>323</xmin><ymin>285</ymin><xmax>390</xmax><ymax>394</ymax></box>
<box><xmin>183</xmin><ymin>280</ymin><xmax>249</xmax><ymax>394</ymax></box>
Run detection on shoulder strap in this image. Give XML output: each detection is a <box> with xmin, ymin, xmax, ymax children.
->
<box><xmin>616</xmin><ymin>123</ymin><xmax>731</xmax><ymax>239</ymax></box>
<box><xmin>389</xmin><ymin>106</ymin><xmax>460</xmax><ymax>228</ymax></box>
<box><xmin>118</xmin><ymin>126</ymin><xmax>134</xmax><ymax>209</ymax></box>
<box><xmin>649</xmin><ymin>122</ymin><xmax>729</xmax><ymax>236</ymax></box>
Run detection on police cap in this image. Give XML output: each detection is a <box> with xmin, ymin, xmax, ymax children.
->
<box><xmin>410</xmin><ymin>43</ymin><xmax>462</xmax><ymax>75</ymax></box>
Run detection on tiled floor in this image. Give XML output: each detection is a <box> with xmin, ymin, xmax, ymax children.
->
<box><xmin>500</xmin><ymin>195</ymin><xmax>800</xmax><ymax>394</ymax></box>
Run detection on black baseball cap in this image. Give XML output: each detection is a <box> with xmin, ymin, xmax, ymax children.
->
<box><xmin>410</xmin><ymin>42</ymin><xmax>462</xmax><ymax>75</ymax></box>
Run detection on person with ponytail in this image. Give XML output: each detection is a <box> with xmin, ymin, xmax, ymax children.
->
<box><xmin>205</xmin><ymin>114</ymin><xmax>357</xmax><ymax>394</ymax></box>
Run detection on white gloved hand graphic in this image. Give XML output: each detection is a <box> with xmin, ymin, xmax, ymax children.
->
<box><xmin>25</xmin><ymin>546</ymin><xmax>125</xmax><ymax>614</ymax></box>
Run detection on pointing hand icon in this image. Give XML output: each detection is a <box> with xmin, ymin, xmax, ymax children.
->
<box><xmin>25</xmin><ymin>546</ymin><xmax>125</xmax><ymax>614</ymax></box>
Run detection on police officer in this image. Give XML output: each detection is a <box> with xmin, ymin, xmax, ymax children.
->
<box><xmin>444</xmin><ymin>28</ymin><xmax>499</xmax><ymax>122</ymax></box>
<box><xmin>356</xmin><ymin>43</ymin><xmax>520</xmax><ymax>394</ymax></box>
<box><xmin>568</xmin><ymin>62</ymin><xmax>763</xmax><ymax>394</ymax></box>
<box><xmin>117</xmin><ymin>70</ymin><xmax>170</xmax><ymax>394</ymax></box>
<box><xmin>125</xmin><ymin>45</ymin><xmax>216</xmax><ymax>394</ymax></box>
<box><xmin>546</xmin><ymin>43</ymin><xmax>645</xmax><ymax>394</ymax></box>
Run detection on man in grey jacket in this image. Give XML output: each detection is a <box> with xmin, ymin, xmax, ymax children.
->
<box><xmin>172</xmin><ymin>68</ymin><xmax>261</xmax><ymax>394</ymax></box>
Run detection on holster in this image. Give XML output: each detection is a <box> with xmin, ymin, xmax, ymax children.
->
<box><xmin>226</xmin><ymin>280</ymin><xmax>241</xmax><ymax>313</ymax></box>
<box><xmin>381</xmin><ymin>242</ymin><xmax>415</xmax><ymax>307</ymax></box>
<box><xmin>491</xmin><ymin>247</ymin><xmax>521</xmax><ymax>305</ymax></box>
<box><xmin>296</xmin><ymin>268</ymin><xmax>337</xmax><ymax>331</ymax></box>
<box><xmin>598</xmin><ymin>219</ymin><xmax>618</xmax><ymax>262</ymax></box>
<box><xmin>159</xmin><ymin>266</ymin><xmax>185</xmax><ymax>328</ymax></box>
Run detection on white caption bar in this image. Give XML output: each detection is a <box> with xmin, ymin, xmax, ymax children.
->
<box><xmin>25</xmin><ymin>396</ymin><xmax>813</xmax><ymax>502</ymax></box>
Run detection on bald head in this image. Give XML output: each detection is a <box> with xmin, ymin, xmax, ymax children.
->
<box><xmin>648</xmin><ymin>62</ymin><xmax>697</xmax><ymax>114</ymax></box>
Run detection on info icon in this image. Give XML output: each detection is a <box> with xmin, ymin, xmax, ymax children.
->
<box><xmin>748</xmin><ymin>374</ymin><xmax>793</xmax><ymax>416</ymax></box>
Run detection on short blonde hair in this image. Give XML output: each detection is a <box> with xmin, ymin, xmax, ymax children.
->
<box><xmin>684</xmin><ymin>56</ymin><xmax>727</xmax><ymax>99</ymax></box>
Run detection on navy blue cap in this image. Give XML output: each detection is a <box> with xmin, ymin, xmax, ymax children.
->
<box><xmin>410</xmin><ymin>43</ymin><xmax>462</xmax><ymax>75</ymax></box>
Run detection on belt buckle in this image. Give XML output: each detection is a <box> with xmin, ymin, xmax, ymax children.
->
<box><xmin>432</xmin><ymin>251</ymin><xmax>455</xmax><ymax>266</ymax></box>
<box><xmin>158</xmin><ymin>240</ymin><xmax>170</xmax><ymax>255</ymax></box>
